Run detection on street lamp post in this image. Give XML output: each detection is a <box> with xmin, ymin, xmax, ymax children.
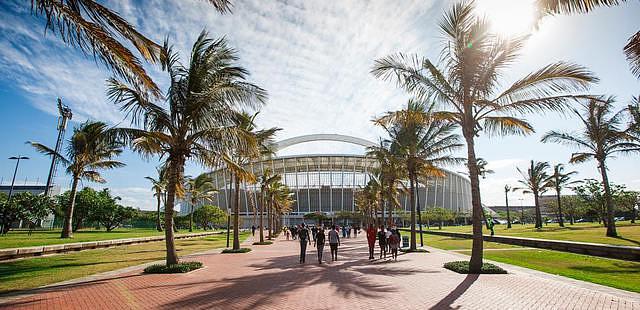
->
<box><xmin>8</xmin><ymin>156</ymin><xmax>29</xmax><ymax>202</ymax></box>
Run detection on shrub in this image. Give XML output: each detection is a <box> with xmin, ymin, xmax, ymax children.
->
<box><xmin>143</xmin><ymin>261</ymin><xmax>203</xmax><ymax>274</ymax></box>
<box><xmin>444</xmin><ymin>261</ymin><xmax>507</xmax><ymax>274</ymax></box>
<box><xmin>221</xmin><ymin>248</ymin><xmax>252</xmax><ymax>253</ymax></box>
<box><xmin>252</xmin><ymin>241</ymin><xmax>273</xmax><ymax>245</ymax></box>
<box><xmin>400</xmin><ymin>248</ymin><xmax>428</xmax><ymax>253</ymax></box>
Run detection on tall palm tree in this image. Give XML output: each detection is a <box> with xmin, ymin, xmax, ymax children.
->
<box><xmin>514</xmin><ymin>160</ymin><xmax>551</xmax><ymax>229</ymax></box>
<box><xmin>29</xmin><ymin>121</ymin><xmax>125</xmax><ymax>238</ymax></box>
<box><xmin>541</xmin><ymin>96</ymin><xmax>640</xmax><ymax>236</ymax></box>
<box><xmin>108</xmin><ymin>31</ymin><xmax>266</xmax><ymax>265</ymax></box>
<box><xmin>145</xmin><ymin>166</ymin><xmax>167</xmax><ymax>231</ymax></box>
<box><xmin>270</xmin><ymin>180</ymin><xmax>294</xmax><ymax>233</ymax></box>
<box><xmin>371</xmin><ymin>1</ymin><xmax>596</xmax><ymax>271</ymax></box>
<box><xmin>534</xmin><ymin>0</ymin><xmax>639</xmax><ymax>78</ymax></box>
<box><xmin>185</xmin><ymin>173</ymin><xmax>216</xmax><ymax>232</ymax></box>
<box><xmin>29</xmin><ymin>0</ymin><xmax>232</xmax><ymax>96</ymax></box>
<box><xmin>374</xmin><ymin>100</ymin><xmax>464</xmax><ymax>251</ymax></box>
<box><xmin>476</xmin><ymin>158</ymin><xmax>494</xmax><ymax>179</ymax></box>
<box><xmin>258</xmin><ymin>169</ymin><xmax>280</xmax><ymax>243</ymax></box>
<box><xmin>544</xmin><ymin>163</ymin><xmax>580</xmax><ymax>227</ymax></box>
<box><xmin>228</xmin><ymin>112</ymin><xmax>279</xmax><ymax>249</ymax></box>
<box><xmin>504</xmin><ymin>185</ymin><xmax>512</xmax><ymax>229</ymax></box>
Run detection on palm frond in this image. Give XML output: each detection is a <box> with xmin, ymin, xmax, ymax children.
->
<box><xmin>482</xmin><ymin>116</ymin><xmax>534</xmax><ymax>136</ymax></box>
<box><xmin>624</xmin><ymin>31</ymin><xmax>640</xmax><ymax>78</ymax></box>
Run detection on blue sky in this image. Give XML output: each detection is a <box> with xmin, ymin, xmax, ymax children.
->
<box><xmin>0</xmin><ymin>0</ymin><xmax>639</xmax><ymax>210</ymax></box>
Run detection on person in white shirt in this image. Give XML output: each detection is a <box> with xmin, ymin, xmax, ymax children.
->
<box><xmin>328</xmin><ymin>225</ymin><xmax>340</xmax><ymax>261</ymax></box>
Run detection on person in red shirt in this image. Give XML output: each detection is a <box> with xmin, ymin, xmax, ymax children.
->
<box><xmin>366</xmin><ymin>224</ymin><xmax>376</xmax><ymax>259</ymax></box>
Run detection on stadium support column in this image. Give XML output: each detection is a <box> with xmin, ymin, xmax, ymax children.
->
<box><xmin>306</xmin><ymin>159</ymin><xmax>311</xmax><ymax>213</ymax></box>
<box><xmin>294</xmin><ymin>158</ymin><xmax>300</xmax><ymax>215</ymax></box>
<box><xmin>329</xmin><ymin>157</ymin><xmax>333</xmax><ymax>215</ymax></box>
<box><xmin>352</xmin><ymin>160</ymin><xmax>356</xmax><ymax>212</ymax></box>
<box><xmin>341</xmin><ymin>159</ymin><xmax>345</xmax><ymax>213</ymax></box>
<box><xmin>317</xmin><ymin>159</ymin><xmax>321</xmax><ymax>211</ymax></box>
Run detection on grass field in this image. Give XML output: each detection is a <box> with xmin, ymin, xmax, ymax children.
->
<box><xmin>420</xmin><ymin>233</ymin><xmax>640</xmax><ymax>293</ymax></box>
<box><xmin>0</xmin><ymin>232</ymin><xmax>249</xmax><ymax>294</ymax></box>
<box><xmin>0</xmin><ymin>228</ymin><xmax>214</xmax><ymax>249</ymax></box>
<box><xmin>423</xmin><ymin>221</ymin><xmax>640</xmax><ymax>247</ymax></box>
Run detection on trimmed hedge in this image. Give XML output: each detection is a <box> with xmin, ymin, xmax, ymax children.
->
<box><xmin>252</xmin><ymin>241</ymin><xmax>273</xmax><ymax>245</ymax></box>
<box><xmin>221</xmin><ymin>248</ymin><xmax>252</xmax><ymax>253</ymax></box>
<box><xmin>400</xmin><ymin>248</ymin><xmax>429</xmax><ymax>253</ymax></box>
<box><xmin>444</xmin><ymin>261</ymin><xmax>507</xmax><ymax>274</ymax></box>
<box><xmin>143</xmin><ymin>261</ymin><xmax>203</xmax><ymax>274</ymax></box>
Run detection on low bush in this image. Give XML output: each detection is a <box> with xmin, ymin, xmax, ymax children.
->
<box><xmin>252</xmin><ymin>241</ymin><xmax>273</xmax><ymax>245</ymax></box>
<box><xmin>444</xmin><ymin>261</ymin><xmax>507</xmax><ymax>274</ymax></box>
<box><xmin>400</xmin><ymin>248</ymin><xmax>428</xmax><ymax>253</ymax></box>
<box><xmin>221</xmin><ymin>248</ymin><xmax>252</xmax><ymax>253</ymax></box>
<box><xmin>143</xmin><ymin>261</ymin><xmax>203</xmax><ymax>274</ymax></box>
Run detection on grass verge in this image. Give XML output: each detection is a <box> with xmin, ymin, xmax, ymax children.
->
<box><xmin>444</xmin><ymin>261</ymin><xmax>507</xmax><ymax>274</ymax></box>
<box><xmin>252</xmin><ymin>241</ymin><xmax>273</xmax><ymax>245</ymax></box>
<box><xmin>400</xmin><ymin>248</ymin><xmax>429</xmax><ymax>253</ymax></box>
<box><xmin>0</xmin><ymin>232</ymin><xmax>249</xmax><ymax>295</ymax></box>
<box><xmin>143</xmin><ymin>261</ymin><xmax>203</xmax><ymax>274</ymax></box>
<box><xmin>424</xmin><ymin>234</ymin><xmax>640</xmax><ymax>293</ymax></box>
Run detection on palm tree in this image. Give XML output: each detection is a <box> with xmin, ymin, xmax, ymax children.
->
<box><xmin>145</xmin><ymin>166</ymin><xmax>167</xmax><ymax>231</ymax></box>
<box><xmin>108</xmin><ymin>31</ymin><xmax>266</xmax><ymax>265</ymax></box>
<box><xmin>544</xmin><ymin>163</ymin><xmax>580</xmax><ymax>227</ymax></box>
<box><xmin>258</xmin><ymin>169</ymin><xmax>280</xmax><ymax>243</ymax></box>
<box><xmin>29</xmin><ymin>0</ymin><xmax>232</xmax><ymax>96</ymax></box>
<box><xmin>366</xmin><ymin>141</ymin><xmax>405</xmax><ymax>226</ymax></box>
<box><xmin>270</xmin><ymin>180</ymin><xmax>294</xmax><ymax>232</ymax></box>
<box><xmin>374</xmin><ymin>100</ymin><xmax>464</xmax><ymax>251</ymax></box>
<box><xmin>628</xmin><ymin>96</ymin><xmax>640</xmax><ymax>135</ymax></box>
<box><xmin>227</xmin><ymin>112</ymin><xmax>279</xmax><ymax>249</ymax></box>
<box><xmin>476</xmin><ymin>158</ymin><xmax>494</xmax><ymax>179</ymax></box>
<box><xmin>185</xmin><ymin>173</ymin><xmax>216</xmax><ymax>232</ymax></box>
<box><xmin>29</xmin><ymin>121</ymin><xmax>125</xmax><ymax>238</ymax></box>
<box><xmin>534</xmin><ymin>0</ymin><xmax>639</xmax><ymax>78</ymax></box>
<box><xmin>371</xmin><ymin>1</ymin><xmax>596</xmax><ymax>272</ymax></box>
<box><xmin>541</xmin><ymin>96</ymin><xmax>640</xmax><ymax>236</ymax></box>
<box><xmin>504</xmin><ymin>185</ymin><xmax>512</xmax><ymax>229</ymax></box>
<box><xmin>514</xmin><ymin>160</ymin><xmax>551</xmax><ymax>229</ymax></box>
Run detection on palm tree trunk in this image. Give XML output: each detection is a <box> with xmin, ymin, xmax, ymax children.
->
<box><xmin>61</xmin><ymin>176</ymin><xmax>80</xmax><ymax>238</ymax></box>
<box><xmin>380</xmin><ymin>179</ymin><xmax>385</xmax><ymax>226</ymax></box>
<box><xmin>189</xmin><ymin>202</ymin><xmax>194</xmax><ymax>232</ymax></box>
<box><xmin>534</xmin><ymin>190</ymin><xmax>542</xmax><ymax>229</ymax></box>
<box><xmin>408</xmin><ymin>170</ymin><xmax>417</xmax><ymax>251</ymax></box>
<box><xmin>233</xmin><ymin>175</ymin><xmax>241</xmax><ymax>250</ymax></box>
<box><xmin>556</xmin><ymin>186</ymin><xmax>565</xmax><ymax>227</ymax></box>
<box><xmin>465</xmin><ymin>134</ymin><xmax>484</xmax><ymax>273</ymax></box>
<box><xmin>259</xmin><ymin>191</ymin><xmax>264</xmax><ymax>243</ymax></box>
<box><xmin>164</xmin><ymin>158</ymin><xmax>182</xmax><ymax>265</ymax></box>
<box><xmin>156</xmin><ymin>192</ymin><xmax>163</xmax><ymax>231</ymax></box>
<box><xmin>505</xmin><ymin>190</ymin><xmax>512</xmax><ymax>229</ymax></box>
<box><xmin>416</xmin><ymin>180</ymin><xmax>423</xmax><ymax>247</ymax></box>
<box><xmin>598</xmin><ymin>160</ymin><xmax>617</xmax><ymax>237</ymax></box>
<box><xmin>267</xmin><ymin>196</ymin><xmax>272</xmax><ymax>240</ymax></box>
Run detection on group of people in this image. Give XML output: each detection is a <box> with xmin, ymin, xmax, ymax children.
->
<box><xmin>366</xmin><ymin>224</ymin><xmax>402</xmax><ymax>260</ymax></box>
<box><xmin>291</xmin><ymin>223</ymin><xmax>402</xmax><ymax>264</ymax></box>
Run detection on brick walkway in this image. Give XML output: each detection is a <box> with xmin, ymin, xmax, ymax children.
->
<box><xmin>1</xmin><ymin>233</ymin><xmax>639</xmax><ymax>309</ymax></box>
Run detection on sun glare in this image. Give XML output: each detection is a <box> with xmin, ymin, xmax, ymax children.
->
<box><xmin>475</xmin><ymin>0</ymin><xmax>537</xmax><ymax>37</ymax></box>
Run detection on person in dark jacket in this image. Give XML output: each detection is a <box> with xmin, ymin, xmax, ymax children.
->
<box><xmin>315</xmin><ymin>226</ymin><xmax>326</xmax><ymax>264</ymax></box>
<box><xmin>298</xmin><ymin>224</ymin><xmax>311</xmax><ymax>263</ymax></box>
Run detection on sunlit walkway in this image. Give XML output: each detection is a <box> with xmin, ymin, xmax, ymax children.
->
<box><xmin>1</xmin><ymin>233</ymin><xmax>639</xmax><ymax>309</ymax></box>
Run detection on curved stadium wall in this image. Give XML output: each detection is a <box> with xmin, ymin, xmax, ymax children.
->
<box><xmin>187</xmin><ymin>135</ymin><xmax>472</xmax><ymax>227</ymax></box>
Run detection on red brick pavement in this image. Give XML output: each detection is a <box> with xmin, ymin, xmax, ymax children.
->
<box><xmin>1</xmin><ymin>234</ymin><xmax>639</xmax><ymax>310</ymax></box>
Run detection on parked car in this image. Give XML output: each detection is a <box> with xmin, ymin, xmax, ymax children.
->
<box><xmin>575</xmin><ymin>218</ymin><xmax>588</xmax><ymax>223</ymax></box>
<box><xmin>614</xmin><ymin>217</ymin><xmax>625</xmax><ymax>222</ymax></box>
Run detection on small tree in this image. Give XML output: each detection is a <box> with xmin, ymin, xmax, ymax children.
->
<box><xmin>514</xmin><ymin>161</ymin><xmax>551</xmax><ymax>229</ymax></box>
<box><xmin>193</xmin><ymin>205</ymin><xmax>227</xmax><ymax>230</ymax></box>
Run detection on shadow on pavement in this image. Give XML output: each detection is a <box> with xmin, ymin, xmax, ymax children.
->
<box><xmin>429</xmin><ymin>274</ymin><xmax>479</xmax><ymax>310</ymax></box>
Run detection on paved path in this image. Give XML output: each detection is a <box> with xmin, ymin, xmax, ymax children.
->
<box><xmin>1</xmin><ymin>234</ymin><xmax>639</xmax><ymax>309</ymax></box>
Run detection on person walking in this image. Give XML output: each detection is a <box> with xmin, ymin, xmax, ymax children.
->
<box><xmin>385</xmin><ymin>227</ymin><xmax>392</xmax><ymax>253</ymax></box>
<box><xmin>251</xmin><ymin>225</ymin><xmax>256</xmax><ymax>237</ymax></box>
<box><xmin>315</xmin><ymin>226</ymin><xmax>326</xmax><ymax>264</ymax></box>
<box><xmin>285</xmin><ymin>227</ymin><xmax>290</xmax><ymax>240</ymax></box>
<box><xmin>328</xmin><ymin>225</ymin><xmax>340</xmax><ymax>261</ymax></box>
<box><xmin>389</xmin><ymin>228</ymin><xmax>400</xmax><ymax>260</ymax></box>
<box><xmin>366</xmin><ymin>224</ymin><xmax>376</xmax><ymax>259</ymax></box>
<box><xmin>298</xmin><ymin>224</ymin><xmax>311</xmax><ymax>263</ymax></box>
<box><xmin>347</xmin><ymin>225</ymin><xmax>352</xmax><ymax>238</ymax></box>
<box><xmin>342</xmin><ymin>225</ymin><xmax>347</xmax><ymax>238</ymax></box>
<box><xmin>311</xmin><ymin>226</ymin><xmax>318</xmax><ymax>242</ymax></box>
<box><xmin>377</xmin><ymin>226</ymin><xmax>387</xmax><ymax>259</ymax></box>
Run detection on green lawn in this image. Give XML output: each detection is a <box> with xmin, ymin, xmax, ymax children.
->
<box><xmin>422</xmin><ymin>234</ymin><xmax>640</xmax><ymax>293</ymax></box>
<box><xmin>0</xmin><ymin>232</ymin><xmax>249</xmax><ymax>294</ymax></box>
<box><xmin>424</xmin><ymin>221</ymin><xmax>640</xmax><ymax>247</ymax></box>
<box><xmin>0</xmin><ymin>228</ymin><xmax>214</xmax><ymax>249</ymax></box>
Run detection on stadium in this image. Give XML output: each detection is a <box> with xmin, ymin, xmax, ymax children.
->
<box><xmin>203</xmin><ymin>134</ymin><xmax>472</xmax><ymax>227</ymax></box>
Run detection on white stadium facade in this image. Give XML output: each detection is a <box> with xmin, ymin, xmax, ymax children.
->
<box><xmin>199</xmin><ymin>134</ymin><xmax>472</xmax><ymax>227</ymax></box>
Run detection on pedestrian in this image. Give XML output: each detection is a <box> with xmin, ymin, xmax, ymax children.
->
<box><xmin>385</xmin><ymin>227</ymin><xmax>392</xmax><ymax>252</ymax></box>
<box><xmin>251</xmin><ymin>225</ymin><xmax>256</xmax><ymax>236</ymax></box>
<box><xmin>298</xmin><ymin>224</ymin><xmax>311</xmax><ymax>263</ymax></box>
<box><xmin>285</xmin><ymin>227</ymin><xmax>290</xmax><ymax>240</ymax></box>
<box><xmin>311</xmin><ymin>225</ymin><xmax>318</xmax><ymax>242</ymax></box>
<box><xmin>353</xmin><ymin>225</ymin><xmax>358</xmax><ymax>238</ymax></box>
<box><xmin>377</xmin><ymin>226</ymin><xmax>387</xmax><ymax>259</ymax></box>
<box><xmin>347</xmin><ymin>224</ymin><xmax>352</xmax><ymax>238</ymax></box>
<box><xmin>389</xmin><ymin>228</ymin><xmax>400</xmax><ymax>260</ymax></box>
<box><xmin>342</xmin><ymin>225</ymin><xmax>347</xmax><ymax>238</ymax></box>
<box><xmin>366</xmin><ymin>224</ymin><xmax>376</xmax><ymax>259</ymax></box>
<box><xmin>292</xmin><ymin>225</ymin><xmax>298</xmax><ymax>240</ymax></box>
<box><xmin>315</xmin><ymin>226</ymin><xmax>326</xmax><ymax>264</ymax></box>
<box><xmin>328</xmin><ymin>225</ymin><xmax>340</xmax><ymax>261</ymax></box>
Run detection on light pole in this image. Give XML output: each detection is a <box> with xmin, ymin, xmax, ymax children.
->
<box><xmin>8</xmin><ymin>156</ymin><xmax>29</xmax><ymax>202</ymax></box>
<box><xmin>45</xmin><ymin>98</ymin><xmax>72</xmax><ymax>196</ymax></box>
